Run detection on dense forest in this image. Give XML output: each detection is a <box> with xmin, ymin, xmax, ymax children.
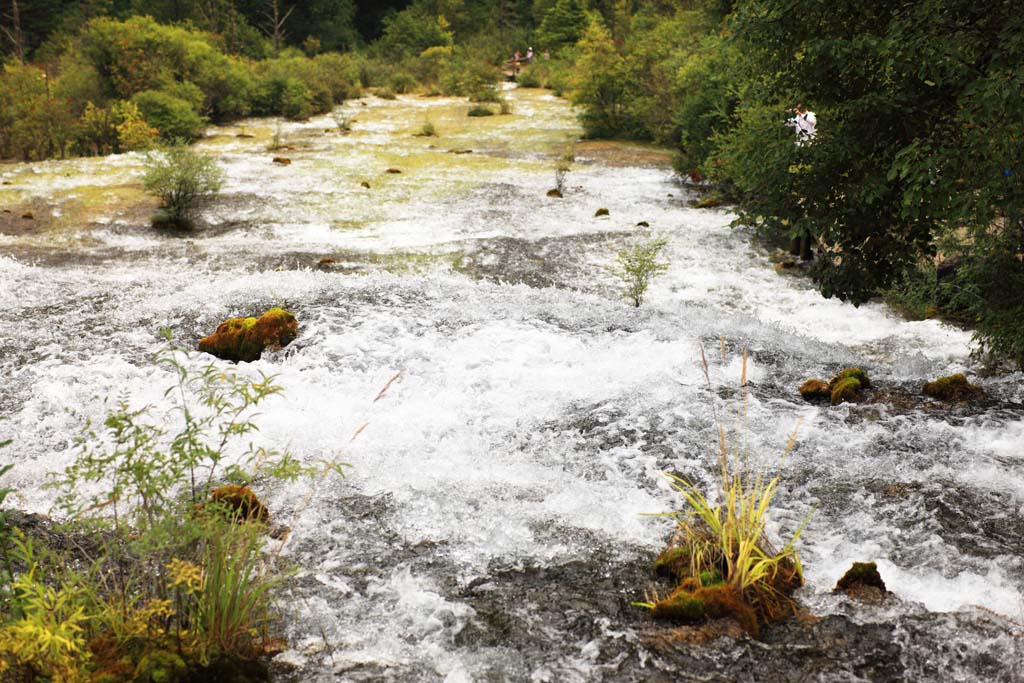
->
<box><xmin>2</xmin><ymin>0</ymin><xmax>1021</xmax><ymax>364</ymax></box>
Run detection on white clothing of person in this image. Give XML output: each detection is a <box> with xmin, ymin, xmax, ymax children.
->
<box><xmin>786</xmin><ymin>110</ymin><xmax>817</xmax><ymax>145</ymax></box>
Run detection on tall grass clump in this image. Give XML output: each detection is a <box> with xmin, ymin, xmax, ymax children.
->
<box><xmin>638</xmin><ymin>348</ymin><xmax>807</xmax><ymax>635</ymax></box>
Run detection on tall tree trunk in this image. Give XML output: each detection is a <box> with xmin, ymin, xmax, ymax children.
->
<box><xmin>2</xmin><ymin>0</ymin><xmax>24</xmax><ymax>62</ymax></box>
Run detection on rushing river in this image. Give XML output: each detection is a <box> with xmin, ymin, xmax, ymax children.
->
<box><xmin>1</xmin><ymin>87</ymin><xmax>1022</xmax><ymax>681</ymax></box>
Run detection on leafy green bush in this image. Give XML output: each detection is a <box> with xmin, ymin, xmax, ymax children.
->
<box><xmin>133</xmin><ymin>89</ymin><xmax>207</xmax><ymax>141</ymax></box>
<box><xmin>142</xmin><ymin>142</ymin><xmax>223</xmax><ymax>227</ymax></box>
<box><xmin>612</xmin><ymin>235</ymin><xmax>670</xmax><ymax>307</ymax></box>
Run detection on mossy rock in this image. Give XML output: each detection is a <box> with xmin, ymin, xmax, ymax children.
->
<box><xmin>21</xmin><ymin>211</ymin><xmax>34</xmax><ymax>220</ymax></box>
<box><xmin>830</xmin><ymin>377</ymin><xmax>862</xmax><ymax>405</ymax></box>
<box><xmin>210</xmin><ymin>484</ymin><xmax>270</xmax><ymax>524</ymax></box>
<box><xmin>272</xmin><ymin>157</ymin><xmax>291</xmax><ymax>166</ymax></box>
<box><xmin>651</xmin><ymin>590</ymin><xmax>705</xmax><ymax>622</ymax></box>
<box><xmin>693</xmin><ymin>194</ymin><xmax>725</xmax><ymax>209</ymax></box>
<box><xmin>653</xmin><ymin>545</ymin><xmax>689</xmax><ymax>580</ymax></box>
<box><xmin>799</xmin><ymin>379</ymin><xmax>831</xmax><ymax>401</ymax></box>
<box><xmin>385</xmin><ymin>167</ymin><xmax>402</xmax><ymax>174</ymax></box>
<box><xmin>546</xmin><ymin>188</ymin><xmax>563</xmax><ymax>198</ymax></box>
<box><xmin>360</xmin><ymin>180</ymin><xmax>371</xmax><ymax>188</ymax></box>
<box><xmin>594</xmin><ymin>207</ymin><xmax>609</xmax><ymax>217</ymax></box>
<box><xmin>650</xmin><ymin>585</ymin><xmax>759</xmax><ymax>635</ymax></box>
<box><xmin>830</xmin><ymin>367</ymin><xmax>871</xmax><ymax>389</ymax></box>
<box><xmin>922</xmin><ymin>373</ymin><xmax>984</xmax><ymax>401</ymax></box>
<box><xmin>136</xmin><ymin>649</ymin><xmax>188</xmax><ymax>683</ymax></box>
<box><xmin>197</xmin><ymin>308</ymin><xmax>298</xmax><ymax>363</ymax></box>
<box><xmin>834</xmin><ymin>561</ymin><xmax>886</xmax><ymax>594</ymax></box>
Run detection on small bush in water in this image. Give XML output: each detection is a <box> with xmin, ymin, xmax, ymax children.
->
<box><xmin>612</xmin><ymin>235</ymin><xmax>669</xmax><ymax>307</ymax></box>
<box><xmin>143</xmin><ymin>141</ymin><xmax>224</xmax><ymax>228</ymax></box>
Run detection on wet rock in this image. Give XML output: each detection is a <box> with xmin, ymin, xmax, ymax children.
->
<box><xmin>594</xmin><ymin>207</ymin><xmax>609</xmax><ymax>217</ymax></box>
<box><xmin>272</xmin><ymin>157</ymin><xmax>291</xmax><ymax>165</ymax></box>
<box><xmin>693</xmin><ymin>193</ymin><xmax>726</xmax><ymax>209</ymax></box>
<box><xmin>546</xmin><ymin>189</ymin><xmax>562</xmax><ymax>198</ymax></box>
<box><xmin>448</xmin><ymin>149</ymin><xmax>473</xmax><ymax>155</ymax></box>
<box><xmin>21</xmin><ymin>212</ymin><xmax>33</xmax><ymax>220</ymax></box>
<box><xmin>236</xmin><ymin>133</ymin><xmax>255</xmax><ymax>138</ymax></box>
<box><xmin>923</xmin><ymin>373</ymin><xmax>984</xmax><ymax>402</ymax></box>
<box><xmin>360</xmin><ymin>181</ymin><xmax>371</xmax><ymax>188</ymax></box>
<box><xmin>636</xmin><ymin>221</ymin><xmax>649</xmax><ymax>227</ymax></box>
<box><xmin>834</xmin><ymin>561</ymin><xmax>891</xmax><ymax>602</ymax></box>
<box><xmin>799</xmin><ymin>379</ymin><xmax>831</xmax><ymax>401</ymax></box>
<box><xmin>316</xmin><ymin>256</ymin><xmax>337</xmax><ymax>271</ymax></box>
<box><xmin>385</xmin><ymin>168</ymin><xmax>402</xmax><ymax>174</ymax></box>
<box><xmin>197</xmin><ymin>308</ymin><xmax>298</xmax><ymax>362</ymax></box>
<box><xmin>210</xmin><ymin>484</ymin><xmax>270</xmax><ymax>524</ymax></box>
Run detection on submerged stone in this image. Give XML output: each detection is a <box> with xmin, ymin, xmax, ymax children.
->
<box><xmin>923</xmin><ymin>373</ymin><xmax>983</xmax><ymax>401</ymax></box>
<box><xmin>799</xmin><ymin>379</ymin><xmax>831</xmax><ymax>401</ymax></box>
<box><xmin>197</xmin><ymin>308</ymin><xmax>298</xmax><ymax>362</ymax></box>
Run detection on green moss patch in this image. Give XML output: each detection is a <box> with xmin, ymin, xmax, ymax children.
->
<box><xmin>197</xmin><ymin>308</ymin><xmax>298</xmax><ymax>363</ymax></box>
<box><xmin>922</xmin><ymin>373</ymin><xmax>984</xmax><ymax>401</ymax></box>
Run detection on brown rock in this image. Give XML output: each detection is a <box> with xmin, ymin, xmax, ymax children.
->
<box><xmin>197</xmin><ymin>308</ymin><xmax>298</xmax><ymax>362</ymax></box>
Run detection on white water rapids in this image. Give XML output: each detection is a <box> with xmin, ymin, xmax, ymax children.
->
<box><xmin>1</xmin><ymin>88</ymin><xmax>1022</xmax><ymax>681</ymax></box>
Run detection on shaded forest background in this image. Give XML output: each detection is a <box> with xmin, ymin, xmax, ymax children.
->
<box><xmin>1</xmin><ymin>0</ymin><xmax>1021</xmax><ymax>366</ymax></box>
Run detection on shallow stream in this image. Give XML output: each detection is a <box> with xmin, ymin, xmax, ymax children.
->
<box><xmin>1</xmin><ymin>87</ymin><xmax>1022</xmax><ymax>681</ymax></box>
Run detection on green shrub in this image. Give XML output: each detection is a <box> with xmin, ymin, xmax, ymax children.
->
<box><xmin>467</xmin><ymin>105</ymin><xmax>494</xmax><ymax>117</ymax></box>
<box><xmin>516</xmin><ymin>66</ymin><xmax>542</xmax><ymax>88</ymax></box>
<box><xmin>612</xmin><ymin>235</ymin><xmax>669</xmax><ymax>307</ymax></box>
<box><xmin>133</xmin><ymin>89</ymin><xmax>207</xmax><ymax>141</ymax></box>
<box><xmin>142</xmin><ymin>142</ymin><xmax>223</xmax><ymax>227</ymax></box>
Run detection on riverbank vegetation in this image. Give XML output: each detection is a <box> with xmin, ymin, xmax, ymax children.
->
<box><xmin>0</xmin><ymin>349</ymin><xmax>339</xmax><ymax>680</ymax></box>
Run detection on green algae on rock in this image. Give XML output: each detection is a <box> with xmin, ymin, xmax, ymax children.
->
<box><xmin>197</xmin><ymin>308</ymin><xmax>298</xmax><ymax>363</ymax></box>
<box><xmin>594</xmin><ymin>207</ymin><xmax>610</xmax><ymax>217</ymax></box>
<box><xmin>830</xmin><ymin>377</ymin><xmax>862</xmax><ymax>405</ymax></box>
<box><xmin>799</xmin><ymin>379</ymin><xmax>831</xmax><ymax>401</ymax></box>
<box><xmin>830</xmin><ymin>367</ymin><xmax>871</xmax><ymax>389</ymax></box>
<box><xmin>922</xmin><ymin>373</ymin><xmax>984</xmax><ymax>401</ymax></box>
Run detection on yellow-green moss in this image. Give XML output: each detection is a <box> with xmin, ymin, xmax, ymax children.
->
<box><xmin>830</xmin><ymin>377</ymin><xmax>861</xmax><ymax>405</ymax></box>
<box><xmin>197</xmin><ymin>308</ymin><xmax>298</xmax><ymax>363</ymax></box>
<box><xmin>922</xmin><ymin>373</ymin><xmax>983</xmax><ymax>401</ymax></box>
<box><xmin>799</xmin><ymin>379</ymin><xmax>831</xmax><ymax>401</ymax></box>
<box><xmin>831</xmin><ymin>367</ymin><xmax>871</xmax><ymax>389</ymax></box>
